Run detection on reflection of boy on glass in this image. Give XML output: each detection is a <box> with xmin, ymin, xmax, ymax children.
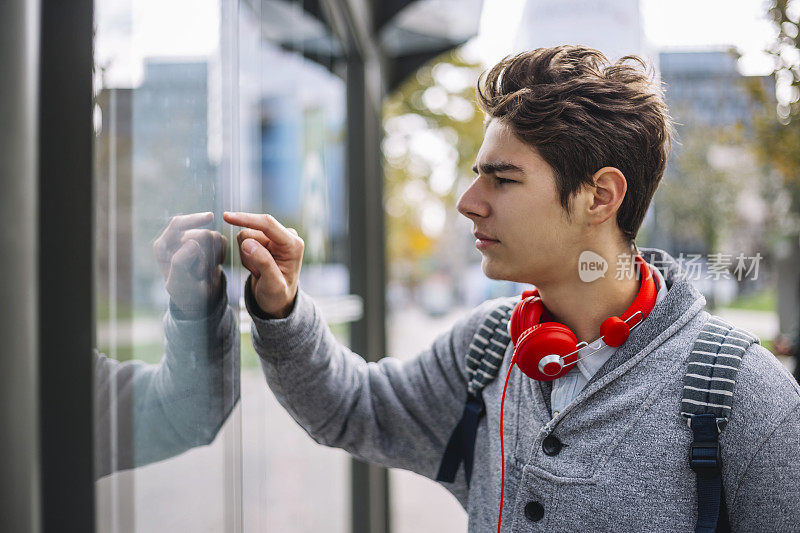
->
<box><xmin>225</xmin><ymin>47</ymin><xmax>800</xmax><ymax>530</ymax></box>
<box><xmin>95</xmin><ymin>213</ymin><xmax>239</xmax><ymax>479</ymax></box>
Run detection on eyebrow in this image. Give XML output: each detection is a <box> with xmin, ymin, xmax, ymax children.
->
<box><xmin>471</xmin><ymin>161</ymin><xmax>525</xmax><ymax>175</ymax></box>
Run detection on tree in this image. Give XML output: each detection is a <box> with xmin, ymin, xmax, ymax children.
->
<box><xmin>748</xmin><ymin>0</ymin><xmax>800</xmax><ymax>210</ymax></box>
<box><xmin>382</xmin><ymin>48</ymin><xmax>486</xmax><ymax>292</ymax></box>
<box><xmin>653</xmin><ymin>125</ymin><xmax>743</xmax><ymax>254</ymax></box>
<box><xmin>747</xmin><ymin>0</ymin><xmax>800</xmax><ymax>378</ymax></box>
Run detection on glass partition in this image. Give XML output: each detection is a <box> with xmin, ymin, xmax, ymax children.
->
<box><xmin>93</xmin><ymin>1</ymin><xmax>240</xmax><ymax>530</ymax></box>
<box><xmin>93</xmin><ymin>1</ymin><xmax>351</xmax><ymax>531</ymax></box>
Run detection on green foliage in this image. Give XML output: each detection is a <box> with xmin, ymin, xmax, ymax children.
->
<box><xmin>748</xmin><ymin>1</ymin><xmax>800</xmax><ymax>211</ymax></box>
<box><xmin>383</xmin><ymin>48</ymin><xmax>486</xmax><ymax>283</ymax></box>
<box><xmin>385</xmin><ymin>51</ymin><xmax>486</xmax><ymax>187</ymax></box>
<box><xmin>724</xmin><ymin>287</ymin><xmax>777</xmax><ymax>312</ymax></box>
<box><xmin>654</xmin><ymin>125</ymin><xmax>744</xmax><ymax>253</ymax></box>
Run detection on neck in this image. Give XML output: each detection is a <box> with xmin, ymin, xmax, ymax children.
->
<box><xmin>536</xmin><ymin>248</ymin><xmax>643</xmax><ymax>344</ymax></box>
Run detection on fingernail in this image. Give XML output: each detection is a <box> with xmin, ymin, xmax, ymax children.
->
<box><xmin>242</xmin><ymin>239</ymin><xmax>257</xmax><ymax>255</ymax></box>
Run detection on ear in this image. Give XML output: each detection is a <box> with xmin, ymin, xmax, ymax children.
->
<box><xmin>586</xmin><ymin>167</ymin><xmax>626</xmax><ymax>225</ymax></box>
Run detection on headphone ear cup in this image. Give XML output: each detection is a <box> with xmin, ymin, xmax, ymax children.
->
<box><xmin>510</xmin><ymin>296</ymin><xmax>543</xmax><ymax>344</ymax></box>
<box><xmin>515</xmin><ymin>323</ymin><xmax>579</xmax><ymax>381</ymax></box>
<box><xmin>509</xmin><ymin>301</ymin><xmax>524</xmax><ymax>343</ymax></box>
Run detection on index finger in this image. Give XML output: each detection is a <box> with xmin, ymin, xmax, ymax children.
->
<box><xmin>223</xmin><ymin>211</ymin><xmax>294</xmax><ymax>246</ymax></box>
<box><xmin>160</xmin><ymin>212</ymin><xmax>215</xmax><ymax>247</ymax></box>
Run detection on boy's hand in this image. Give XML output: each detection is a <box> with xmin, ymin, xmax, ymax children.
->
<box><xmin>152</xmin><ymin>212</ymin><xmax>227</xmax><ymax>319</ymax></box>
<box><xmin>222</xmin><ymin>211</ymin><xmax>303</xmax><ymax>318</ymax></box>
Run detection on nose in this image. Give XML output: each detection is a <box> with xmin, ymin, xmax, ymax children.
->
<box><xmin>456</xmin><ymin>178</ymin><xmax>490</xmax><ymax>220</ymax></box>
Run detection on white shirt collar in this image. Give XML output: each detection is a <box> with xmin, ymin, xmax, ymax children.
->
<box><xmin>574</xmin><ymin>262</ymin><xmax>669</xmax><ymax>381</ymax></box>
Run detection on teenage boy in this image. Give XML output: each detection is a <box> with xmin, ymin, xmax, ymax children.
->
<box><xmin>224</xmin><ymin>46</ymin><xmax>800</xmax><ymax>531</ymax></box>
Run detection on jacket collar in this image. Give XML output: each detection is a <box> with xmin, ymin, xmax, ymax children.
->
<box><xmin>586</xmin><ymin>248</ymin><xmax>706</xmax><ymax>386</ymax></box>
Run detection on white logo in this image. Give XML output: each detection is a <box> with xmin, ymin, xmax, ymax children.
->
<box><xmin>578</xmin><ymin>251</ymin><xmax>608</xmax><ymax>282</ymax></box>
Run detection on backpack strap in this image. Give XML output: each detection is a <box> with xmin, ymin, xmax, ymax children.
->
<box><xmin>436</xmin><ymin>301</ymin><xmax>514</xmax><ymax>484</ymax></box>
<box><xmin>681</xmin><ymin>315</ymin><xmax>758</xmax><ymax>533</ymax></box>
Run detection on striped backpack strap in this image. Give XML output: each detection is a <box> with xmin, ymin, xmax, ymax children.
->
<box><xmin>436</xmin><ymin>301</ymin><xmax>514</xmax><ymax>485</ymax></box>
<box><xmin>681</xmin><ymin>315</ymin><xmax>758</xmax><ymax>533</ymax></box>
<box><xmin>466</xmin><ymin>302</ymin><xmax>515</xmax><ymax>397</ymax></box>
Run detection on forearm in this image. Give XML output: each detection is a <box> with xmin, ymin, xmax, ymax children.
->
<box><xmin>94</xmin><ymin>278</ymin><xmax>240</xmax><ymax>478</ymax></box>
<box><xmin>139</xmin><ymin>282</ymin><xmax>240</xmax><ymax>454</ymax></box>
<box><xmin>248</xmin><ymin>282</ymin><xmax>489</xmax><ymax>479</ymax></box>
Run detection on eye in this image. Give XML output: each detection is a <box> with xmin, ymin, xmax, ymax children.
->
<box><xmin>496</xmin><ymin>177</ymin><xmax>516</xmax><ymax>185</ymax></box>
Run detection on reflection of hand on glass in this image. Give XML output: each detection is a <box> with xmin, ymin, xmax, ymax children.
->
<box><xmin>222</xmin><ymin>211</ymin><xmax>303</xmax><ymax>318</ymax></box>
<box><xmin>153</xmin><ymin>212</ymin><xmax>228</xmax><ymax>319</ymax></box>
<box><xmin>95</xmin><ymin>212</ymin><xmax>239</xmax><ymax>480</ymax></box>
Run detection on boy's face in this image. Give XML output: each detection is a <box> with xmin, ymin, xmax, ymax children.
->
<box><xmin>457</xmin><ymin>119</ymin><xmax>584</xmax><ymax>285</ymax></box>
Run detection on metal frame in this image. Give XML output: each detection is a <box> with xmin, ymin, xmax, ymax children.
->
<box><xmin>324</xmin><ymin>1</ymin><xmax>393</xmax><ymax>530</ymax></box>
<box><xmin>38</xmin><ymin>0</ymin><xmax>96</xmax><ymax>530</ymax></box>
<box><xmin>1</xmin><ymin>1</ymin><xmax>42</xmax><ymax>531</ymax></box>
<box><xmin>345</xmin><ymin>53</ymin><xmax>392</xmax><ymax>533</ymax></box>
<box><xmin>1</xmin><ymin>1</ymin><xmax>95</xmax><ymax>531</ymax></box>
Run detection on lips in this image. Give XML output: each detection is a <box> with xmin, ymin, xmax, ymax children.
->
<box><xmin>474</xmin><ymin>232</ymin><xmax>499</xmax><ymax>242</ymax></box>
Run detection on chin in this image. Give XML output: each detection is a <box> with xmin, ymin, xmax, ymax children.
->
<box><xmin>481</xmin><ymin>259</ymin><xmax>514</xmax><ymax>282</ymax></box>
<box><xmin>482</xmin><ymin>258</ymin><xmax>538</xmax><ymax>285</ymax></box>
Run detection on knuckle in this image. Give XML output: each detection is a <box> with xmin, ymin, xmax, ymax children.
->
<box><xmin>153</xmin><ymin>240</ymin><xmax>165</xmax><ymax>255</ymax></box>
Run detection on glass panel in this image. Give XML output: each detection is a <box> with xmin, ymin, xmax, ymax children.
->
<box><xmin>95</xmin><ymin>0</ymin><xmax>353</xmax><ymax>531</ymax></box>
<box><xmin>93</xmin><ymin>1</ymin><xmax>242</xmax><ymax>530</ymax></box>
<box><xmin>238</xmin><ymin>1</ymin><xmax>350</xmax><ymax>531</ymax></box>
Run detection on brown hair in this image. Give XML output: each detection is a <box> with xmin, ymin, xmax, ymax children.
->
<box><xmin>477</xmin><ymin>45</ymin><xmax>673</xmax><ymax>244</ymax></box>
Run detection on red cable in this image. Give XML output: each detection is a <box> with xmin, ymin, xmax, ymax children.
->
<box><xmin>498</xmin><ymin>354</ymin><xmax>517</xmax><ymax>533</ymax></box>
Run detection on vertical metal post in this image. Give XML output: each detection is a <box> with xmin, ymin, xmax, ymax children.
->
<box><xmin>346</xmin><ymin>56</ymin><xmax>391</xmax><ymax>533</ymax></box>
<box><xmin>0</xmin><ymin>1</ymin><xmax>41</xmax><ymax>531</ymax></box>
<box><xmin>220</xmin><ymin>0</ymin><xmax>244</xmax><ymax>531</ymax></box>
<box><xmin>38</xmin><ymin>0</ymin><xmax>95</xmax><ymax>531</ymax></box>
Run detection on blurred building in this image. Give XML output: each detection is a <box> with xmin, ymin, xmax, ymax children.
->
<box><xmin>659</xmin><ymin>49</ymin><xmax>774</xmax><ymax>130</ymax></box>
<box><xmin>253</xmin><ymin>47</ymin><xmax>348</xmax><ymax>267</ymax></box>
<box><xmin>95</xmin><ymin>60</ymin><xmax>221</xmax><ymax>311</ymax></box>
<box><xmin>648</xmin><ymin>49</ymin><xmax>778</xmax><ymax>307</ymax></box>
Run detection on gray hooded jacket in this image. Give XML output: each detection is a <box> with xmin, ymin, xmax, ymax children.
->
<box><xmin>246</xmin><ymin>249</ymin><xmax>800</xmax><ymax>531</ymax></box>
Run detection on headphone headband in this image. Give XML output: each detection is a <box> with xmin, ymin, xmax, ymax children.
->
<box><xmin>619</xmin><ymin>255</ymin><xmax>657</xmax><ymax>326</ymax></box>
<box><xmin>509</xmin><ymin>254</ymin><xmax>659</xmax><ymax>381</ymax></box>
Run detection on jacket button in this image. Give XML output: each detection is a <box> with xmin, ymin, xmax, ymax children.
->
<box><xmin>524</xmin><ymin>501</ymin><xmax>544</xmax><ymax>522</ymax></box>
<box><xmin>542</xmin><ymin>435</ymin><xmax>563</xmax><ymax>456</ymax></box>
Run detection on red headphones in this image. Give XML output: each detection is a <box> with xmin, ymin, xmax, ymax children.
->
<box><xmin>508</xmin><ymin>255</ymin><xmax>658</xmax><ymax>381</ymax></box>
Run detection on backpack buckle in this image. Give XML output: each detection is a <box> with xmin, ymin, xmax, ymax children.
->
<box><xmin>690</xmin><ymin>441</ymin><xmax>721</xmax><ymax>478</ymax></box>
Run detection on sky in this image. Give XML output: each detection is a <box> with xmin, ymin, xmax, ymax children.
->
<box><xmin>95</xmin><ymin>0</ymin><xmax>783</xmax><ymax>86</ymax></box>
<box><xmin>642</xmin><ymin>0</ymin><xmax>776</xmax><ymax>75</ymax></box>
<box><xmin>476</xmin><ymin>0</ymin><xmax>778</xmax><ymax>75</ymax></box>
